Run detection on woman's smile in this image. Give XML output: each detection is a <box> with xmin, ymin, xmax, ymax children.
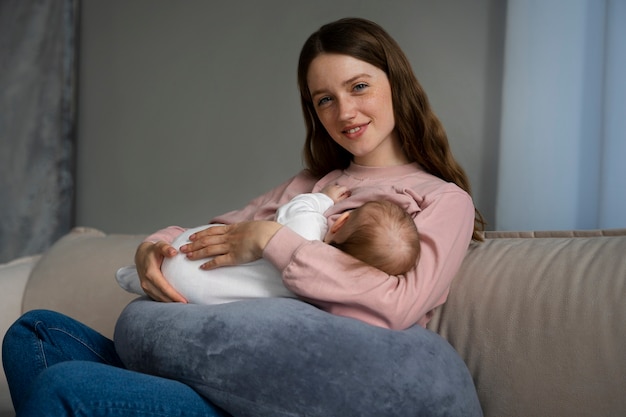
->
<box><xmin>342</xmin><ymin>122</ymin><xmax>369</xmax><ymax>138</ymax></box>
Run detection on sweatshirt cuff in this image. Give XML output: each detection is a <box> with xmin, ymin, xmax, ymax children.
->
<box><xmin>263</xmin><ymin>226</ymin><xmax>308</xmax><ymax>271</ymax></box>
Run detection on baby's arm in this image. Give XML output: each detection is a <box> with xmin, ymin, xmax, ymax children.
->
<box><xmin>274</xmin><ymin>190</ymin><xmax>345</xmax><ymax>241</ymax></box>
<box><xmin>320</xmin><ymin>184</ymin><xmax>351</xmax><ymax>203</ymax></box>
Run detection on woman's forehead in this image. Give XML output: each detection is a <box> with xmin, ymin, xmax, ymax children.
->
<box><xmin>307</xmin><ymin>54</ymin><xmax>383</xmax><ymax>92</ymax></box>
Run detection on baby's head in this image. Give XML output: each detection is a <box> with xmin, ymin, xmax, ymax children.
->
<box><xmin>325</xmin><ymin>200</ymin><xmax>420</xmax><ymax>276</ymax></box>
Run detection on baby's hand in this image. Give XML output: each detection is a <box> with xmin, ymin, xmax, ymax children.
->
<box><xmin>321</xmin><ymin>183</ymin><xmax>351</xmax><ymax>203</ymax></box>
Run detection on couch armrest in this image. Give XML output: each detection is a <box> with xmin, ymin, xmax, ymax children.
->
<box><xmin>22</xmin><ymin>227</ymin><xmax>146</xmax><ymax>339</ymax></box>
<box><xmin>0</xmin><ymin>254</ymin><xmax>40</xmax><ymax>416</ymax></box>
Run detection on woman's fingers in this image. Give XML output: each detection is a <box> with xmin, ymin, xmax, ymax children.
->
<box><xmin>155</xmin><ymin>240</ymin><xmax>178</xmax><ymax>257</ymax></box>
<box><xmin>180</xmin><ymin>225</ymin><xmax>228</xmax><ymax>255</ymax></box>
<box><xmin>135</xmin><ymin>241</ymin><xmax>187</xmax><ymax>303</ymax></box>
<box><xmin>140</xmin><ymin>271</ymin><xmax>187</xmax><ymax>303</ymax></box>
<box><xmin>200</xmin><ymin>254</ymin><xmax>234</xmax><ymax>270</ymax></box>
<box><xmin>180</xmin><ymin>221</ymin><xmax>282</xmax><ymax>268</ymax></box>
<box><xmin>184</xmin><ymin>243</ymin><xmax>230</xmax><ymax>261</ymax></box>
<box><xmin>188</xmin><ymin>224</ymin><xmax>229</xmax><ymax>242</ymax></box>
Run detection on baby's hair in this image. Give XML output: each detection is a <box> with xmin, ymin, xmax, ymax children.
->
<box><xmin>330</xmin><ymin>200</ymin><xmax>420</xmax><ymax>276</ymax></box>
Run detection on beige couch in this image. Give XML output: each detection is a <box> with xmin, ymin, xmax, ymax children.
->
<box><xmin>1</xmin><ymin>226</ymin><xmax>625</xmax><ymax>417</ymax></box>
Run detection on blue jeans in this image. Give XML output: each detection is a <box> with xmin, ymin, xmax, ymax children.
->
<box><xmin>2</xmin><ymin>309</ymin><xmax>228</xmax><ymax>417</ymax></box>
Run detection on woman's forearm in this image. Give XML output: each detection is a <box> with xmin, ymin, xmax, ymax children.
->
<box><xmin>180</xmin><ymin>221</ymin><xmax>283</xmax><ymax>270</ymax></box>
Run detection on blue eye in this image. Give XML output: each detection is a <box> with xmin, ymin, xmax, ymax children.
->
<box><xmin>354</xmin><ymin>83</ymin><xmax>368</xmax><ymax>91</ymax></box>
<box><xmin>317</xmin><ymin>96</ymin><xmax>331</xmax><ymax>106</ymax></box>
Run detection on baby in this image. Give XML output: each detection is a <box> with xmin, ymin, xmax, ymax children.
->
<box><xmin>116</xmin><ymin>184</ymin><xmax>420</xmax><ymax>304</ymax></box>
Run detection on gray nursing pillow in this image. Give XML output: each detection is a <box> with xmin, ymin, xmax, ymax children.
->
<box><xmin>114</xmin><ymin>297</ymin><xmax>482</xmax><ymax>417</ymax></box>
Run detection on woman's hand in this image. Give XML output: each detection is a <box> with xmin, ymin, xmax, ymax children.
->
<box><xmin>180</xmin><ymin>221</ymin><xmax>282</xmax><ymax>270</ymax></box>
<box><xmin>134</xmin><ymin>241</ymin><xmax>187</xmax><ymax>303</ymax></box>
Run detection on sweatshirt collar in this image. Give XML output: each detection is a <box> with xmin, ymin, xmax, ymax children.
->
<box><xmin>344</xmin><ymin>161</ymin><xmax>423</xmax><ymax>180</ymax></box>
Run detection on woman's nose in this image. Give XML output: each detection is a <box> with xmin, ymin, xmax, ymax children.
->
<box><xmin>337</xmin><ymin>96</ymin><xmax>357</xmax><ymax>121</ymax></box>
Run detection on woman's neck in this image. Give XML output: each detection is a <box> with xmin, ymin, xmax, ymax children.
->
<box><xmin>353</xmin><ymin>138</ymin><xmax>410</xmax><ymax>167</ymax></box>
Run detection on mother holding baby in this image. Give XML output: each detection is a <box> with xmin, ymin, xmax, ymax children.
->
<box><xmin>3</xmin><ymin>17</ymin><xmax>484</xmax><ymax>417</ymax></box>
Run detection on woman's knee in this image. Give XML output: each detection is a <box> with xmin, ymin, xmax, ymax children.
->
<box><xmin>12</xmin><ymin>309</ymin><xmax>62</xmax><ymax>325</ymax></box>
<box><xmin>4</xmin><ymin>309</ymin><xmax>56</xmax><ymax>339</ymax></box>
<box><xmin>4</xmin><ymin>309</ymin><xmax>76</xmax><ymax>349</ymax></box>
<box><xmin>2</xmin><ymin>310</ymin><xmax>54</xmax><ymax>374</ymax></box>
<box><xmin>3</xmin><ymin>309</ymin><xmax>122</xmax><ymax>374</ymax></box>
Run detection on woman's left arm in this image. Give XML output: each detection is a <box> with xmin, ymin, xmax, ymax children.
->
<box><xmin>265</xmin><ymin>189</ymin><xmax>475</xmax><ymax>330</ymax></box>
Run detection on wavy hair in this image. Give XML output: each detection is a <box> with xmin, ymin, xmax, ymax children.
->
<box><xmin>297</xmin><ymin>18</ymin><xmax>485</xmax><ymax>240</ymax></box>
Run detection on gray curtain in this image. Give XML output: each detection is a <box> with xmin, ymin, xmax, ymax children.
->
<box><xmin>0</xmin><ymin>0</ymin><xmax>78</xmax><ymax>263</ymax></box>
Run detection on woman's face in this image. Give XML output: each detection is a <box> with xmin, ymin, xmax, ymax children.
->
<box><xmin>307</xmin><ymin>53</ymin><xmax>407</xmax><ymax>167</ymax></box>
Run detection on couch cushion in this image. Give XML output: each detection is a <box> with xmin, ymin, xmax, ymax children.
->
<box><xmin>22</xmin><ymin>227</ymin><xmax>145</xmax><ymax>339</ymax></box>
<box><xmin>428</xmin><ymin>229</ymin><xmax>626</xmax><ymax>417</ymax></box>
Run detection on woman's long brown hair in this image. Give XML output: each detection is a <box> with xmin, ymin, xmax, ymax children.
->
<box><xmin>297</xmin><ymin>18</ymin><xmax>485</xmax><ymax>240</ymax></box>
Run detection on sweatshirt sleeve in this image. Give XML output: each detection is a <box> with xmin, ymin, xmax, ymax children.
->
<box><xmin>263</xmin><ymin>188</ymin><xmax>475</xmax><ymax>330</ymax></box>
<box><xmin>144</xmin><ymin>226</ymin><xmax>187</xmax><ymax>244</ymax></box>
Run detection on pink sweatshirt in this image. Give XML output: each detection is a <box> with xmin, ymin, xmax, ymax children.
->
<box><xmin>146</xmin><ymin>162</ymin><xmax>475</xmax><ymax>330</ymax></box>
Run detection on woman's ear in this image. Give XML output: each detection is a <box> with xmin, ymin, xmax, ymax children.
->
<box><xmin>330</xmin><ymin>211</ymin><xmax>352</xmax><ymax>234</ymax></box>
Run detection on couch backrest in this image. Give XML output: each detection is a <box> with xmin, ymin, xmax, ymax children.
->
<box><xmin>427</xmin><ymin>229</ymin><xmax>626</xmax><ymax>417</ymax></box>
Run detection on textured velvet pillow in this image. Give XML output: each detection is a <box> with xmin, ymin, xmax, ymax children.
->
<box><xmin>115</xmin><ymin>297</ymin><xmax>482</xmax><ymax>417</ymax></box>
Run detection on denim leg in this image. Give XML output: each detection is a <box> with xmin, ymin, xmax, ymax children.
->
<box><xmin>2</xmin><ymin>309</ymin><xmax>124</xmax><ymax>411</ymax></box>
<box><xmin>17</xmin><ymin>361</ymin><xmax>228</xmax><ymax>417</ymax></box>
<box><xmin>2</xmin><ymin>310</ymin><xmax>228</xmax><ymax>417</ymax></box>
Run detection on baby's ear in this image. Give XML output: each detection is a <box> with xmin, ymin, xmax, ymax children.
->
<box><xmin>330</xmin><ymin>211</ymin><xmax>352</xmax><ymax>233</ymax></box>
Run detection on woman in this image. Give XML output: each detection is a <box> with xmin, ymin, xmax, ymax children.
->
<box><xmin>3</xmin><ymin>18</ymin><xmax>484</xmax><ymax>416</ymax></box>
